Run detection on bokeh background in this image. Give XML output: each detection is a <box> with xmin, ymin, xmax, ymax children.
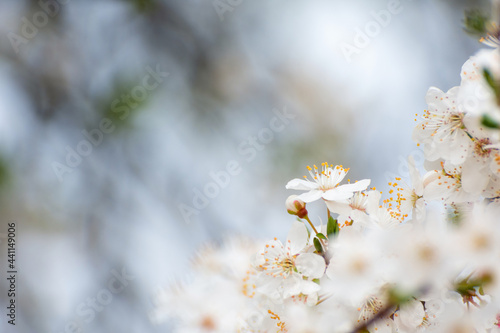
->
<box><xmin>0</xmin><ymin>0</ymin><xmax>490</xmax><ymax>331</ymax></box>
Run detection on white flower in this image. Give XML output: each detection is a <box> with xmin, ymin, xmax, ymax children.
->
<box><xmin>286</xmin><ymin>163</ymin><xmax>370</xmax><ymax>203</ymax></box>
<box><xmin>325</xmin><ymin>190</ymin><xmax>375</xmax><ymax>228</ymax></box>
<box><xmin>423</xmin><ymin>163</ymin><xmax>477</xmax><ymax>204</ymax></box>
<box><xmin>394</xmin><ymin>299</ymin><xmax>430</xmax><ymax>332</ymax></box>
<box><xmin>413</xmin><ymin>86</ymin><xmax>472</xmax><ymax>165</ymax></box>
<box><xmin>459</xmin><ymin>48</ymin><xmax>500</xmax><ymax>119</ymax></box>
<box><xmin>386</xmin><ymin>156</ymin><xmax>426</xmax><ymax>222</ymax></box>
<box><xmin>375</xmin><ymin>220</ymin><xmax>454</xmax><ymax>291</ymax></box>
<box><xmin>279</xmin><ymin>302</ymin><xmax>345</xmax><ymax>333</ymax></box>
<box><xmin>450</xmin><ymin>203</ymin><xmax>500</xmax><ymax>275</ymax></box>
<box><xmin>325</xmin><ymin>229</ymin><xmax>387</xmax><ymax>304</ymax></box>
<box><xmin>254</xmin><ymin>221</ymin><xmax>326</xmax><ymax>301</ymax></box>
<box><xmin>460</xmin><ymin>131</ymin><xmax>500</xmax><ymax>195</ymax></box>
<box><xmin>151</xmin><ymin>237</ymin><xmax>261</xmax><ymax>333</ymax></box>
<box><xmin>364</xmin><ymin>190</ymin><xmax>403</xmax><ymax>228</ymax></box>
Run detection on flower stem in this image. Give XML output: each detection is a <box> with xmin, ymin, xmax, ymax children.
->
<box><xmin>303</xmin><ymin>215</ymin><xmax>326</xmax><ymax>249</ymax></box>
<box><xmin>304</xmin><ymin>215</ymin><xmax>319</xmax><ymax>235</ymax></box>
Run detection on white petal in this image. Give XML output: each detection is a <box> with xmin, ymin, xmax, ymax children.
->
<box><xmin>255</xmin><ymin>275</ymin><xmax>281</xmax><ymax>298</ymax></box>
<box><xmin>286</xmin><ymin>221</ymin><xmax>309</xmax><ymax>254</ymax></box>
<box><xmin>462</xmin><ymin>159</ymin><xmax>489</xmax><ymax>195</ymax></box>
<box><xmin>297</xmin><ymin>280</ymin><xmax>321</xmax><ymax>295</ymax></box>
<box><xmin>366</xmin><ymin>190</ymin><xmax>382</xmax><ymax>215</ymax></box>
<box><xmin>408</xmin><ymin>156</ymin><xmax>423</xmax><ymax>195</ymax></box>
<box><xmin>329</xmin><ymin>166</ymin><xmax>348</xmax><ymax>185</ymax></box>
<box><xmin>399</xmin><ymin>300</ymin><xmax>425</xmax><ymax>328</ymax></box>
<box><xmin>282</xmin><ymin>275</ymin><xmax>303</xmax><ymax>298</ymax></box>
<box><xmin>336</xmin><ymin>179</ymin><xmax>371</xmax><ymax>193</ymax></box>
<box><xmin>423</xmin><ymin>180</ymin><xmax>453</xmax><ymax>201</ymax></box>
<box><xmin>306</xmin><ymin>293</ymin><xmax>318</xmax><ymax>306</ymax></box>
<box><xmin>425</xmin><ymin>86</ymin><xmax>444</xmax><ymax>105</ymax></box>
<box><xmin>295</xmin><ymin>253</ymin><xmax>326</xmax><ymax>279</ymax></box>
<box><xmin>351</xmin><ymin>210</ymin><xmax>370</xmax><ymax>225</ymax></box>
<box><xmin>297</xmin><ymin>190</ymin><xmax>323</xmax><ymax>203</ymax></box>
<box><xmin>322</xmin><ymin>189</ymin><xmax>353</xmax><ymax>201</ymax></box>
<box><xmin>325</xmin><ymin>200</ymin><xmax>352</xmax><ymax>215</ymax></box>
<box><xmin>414</xmin><ymin>199</ymin><xmax>426</xmax><ymax>222</ymax></box>
<box><xmin>285</xmin><ymin>178</ymin><xmax>319</xmax><ymax>191</ymax></box>
<box><xmin>325</xmin><ymin>260</ymin><xmax>335</xmax><ymax>280</ymax></box>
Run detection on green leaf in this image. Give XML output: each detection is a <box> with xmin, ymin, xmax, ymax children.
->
<box><xmin>316</xmin><ymin>233</ymin><xmax>327</xmax><ymax>240</ymax></box>
<box><xmin>327</xmin><ymin>216</ymin><xmax>339</xmax><ymax>237</ymax></box>
<box><xmin>483</xmin><ymin>69</ymin><xmax>500</xmax><ymax>104</ymax></box>
<box><xmin>388</xmin><ymin>288</ymin><xmax>414</xmax><ymax>305</ymax></box>
<box><xmin>313</xmin><ymin>237</ymin><xmax>323</xmax><ymax>253</ymax></box>
<box><xmin>481</xmin><ymin>114</ymin><xmax>500</xmax><ymax>129</ymax></box>
<box><xmin>463</xmin><ymin>10</ymin><xmax>489</xmax><ymax>36</ymax></box>
<box><xmin>483</xmin><ymin>69</ymin><xmax>496</xmax><ymax>90</ymax></box>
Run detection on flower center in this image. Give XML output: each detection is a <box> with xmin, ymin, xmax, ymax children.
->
<box><xmin>418</xmin><ymin>314</ymin><xmax>431</xmax><ymax>328</ymax></box>
<box><xmin>349</xmin><ymin>192</ymin><xmax>367</xmax><ymax>211</ymax></box>
<box><xmin>279</xmin><ymin>257</ymin><xmax>295</xmax><ymax>275</ymax></box>
<box><xmin>448</xmin><ymin>112</ymin><xmax>465</xmax><ymax>132</ymax></box>
<box><xmin>358</xmin><ymin>295</ymin><xmax>384</xmax><ymax>323</ymax></box>
<box><xmin>474</xmin><ymin>138</ymin><xmax>492</xmax><ymax>158</ymax></box>
<box><xmin>303</xmin><ymin>163</ymin><xmax>349</xmax><ymax>191</ymax></box>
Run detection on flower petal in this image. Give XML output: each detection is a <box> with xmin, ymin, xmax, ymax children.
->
<box><xmin>297</xmin><ymin>190</ymin><xmax>323</xmax><ymax>203</ymax></box>
<box><xmin>286</xmin><ymin>221</ymin><xmax>309</xmax><ymax>254</ymax></box>
<box><xmin>295</xmin><ymin>253</ymin><xmax>326</xmax><ymax>279</ymax></box>
<box><xmin>398</xmin><ymin>300</ymin><xmax>426</xmax><ymax>328</ymax></box>
<box><xmin>322</xmin><ymin>189</ymin><xmax>353</xmax><ymax>201</ymax></box>
<box><xmin>285</xmin><ymin>178</ymin><xmax>319</xmax><ymax>191</ymax></box>
<box><xmin>335</xmin><ymin>179</ymin><xmax>371</xmax><ymax>193</ymax></box>
<box><xmin>297</xmin><ymin>280</ymin><xmax>321</xmax><ymax>296</ymax></box>
<box><xmin>282</xmin><ymin>274</ymin><xmax>305</xmax><ymax>298</ymax></box>
<box><xmin>329</xmin><ymin>165</ymin><xmax>348</xmax><ymax>185</ymax></box>
<box><xmin>462</xmin><ymin>158</ymin><xmax>490</xmax><ymax>195</ymax></box>
<box><xmin>325</xmin><ymin>200</ymin><xmax>352</xmax><ymax>215</ymax></box>
<box><xmin>408</xmin><ymin>156</ymin><xmax>423</xmax><ymax>195</ymax></box>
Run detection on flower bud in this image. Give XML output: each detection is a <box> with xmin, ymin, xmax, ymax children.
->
<box><xmin>286</xmin><ymin>195</ymin><xmax>307</xmax><ymax>218</ymax></box>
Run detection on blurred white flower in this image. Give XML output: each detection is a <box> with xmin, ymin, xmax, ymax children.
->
<box><xmin>325</xmin><ymin>229</ymin><xmax>387</xmax><ymax>304</ymax></box>
<box><xmin>254</xmin><ymin>221</ymin><xmax>325</xmax><ymax>301</ymax></box>
<box><xmin>459</xmin><ymin>48</ymin><xmax>500</xmax><ymax>122</ymax></box>
<box><xmin>413</xmin><ymin>86</ymin><xmax>472</xmax><ymax>165</ymax></box>
<box><xmin>394</xmin><ymin>299</ymin><xmax>431</xmax><ymax>332</ymax></box>
<box><xmin>386</xmin><ymin>156</ymin><xmax>426</xmax><ymax>222</ymax></box>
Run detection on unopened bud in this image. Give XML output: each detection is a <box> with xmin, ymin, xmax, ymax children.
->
<box><xmin>286</xmin><ymin>195</ymin><xmax>307</xmax><ymax>218</ymax></box>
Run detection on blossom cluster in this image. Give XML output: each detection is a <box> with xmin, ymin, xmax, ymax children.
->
<box><xmin>152</xmin><ymin>42</ymin><xmax>500</xmax><ymax>332</ymax></box>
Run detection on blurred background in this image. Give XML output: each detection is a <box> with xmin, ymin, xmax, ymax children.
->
<box><xmin>0</xmin><ymin>0</ymin><xmax>489</xmax><ymax>331</ymax></box>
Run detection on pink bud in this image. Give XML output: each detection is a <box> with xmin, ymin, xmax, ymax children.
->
<box><xmin>285</xmin><ymin>195</ymin><xmax>307</xmax><ymax>218</ymax></box>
